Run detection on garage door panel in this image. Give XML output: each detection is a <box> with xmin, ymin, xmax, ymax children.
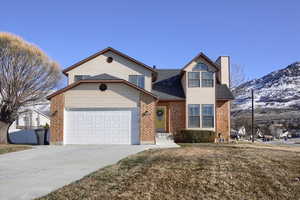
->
<box><xmin>64</xmin><ymin>108</ymin><xmax>139</xmax><ymax>144</ymax></box>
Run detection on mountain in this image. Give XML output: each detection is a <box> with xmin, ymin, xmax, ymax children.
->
<box><xmin>233</xmin><ymin>62</ymin><xmax>300</xmax><ymax>111</ymax></box>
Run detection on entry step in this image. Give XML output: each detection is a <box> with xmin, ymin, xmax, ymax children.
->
<box><xmin>155</xmin><ymin>132</ymin><xmax>176</xmax><ymax>145</ymax></box>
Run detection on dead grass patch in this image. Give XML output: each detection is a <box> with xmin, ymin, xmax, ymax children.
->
<box><xmin>38</xmin><ymin>144</ymin><xmax>300</xmax><ymax>200</ymax></box>
<box><xmin>0</xmin><ymin>144</ymin><xmax>31</xmax><ymax>155</ymax></box>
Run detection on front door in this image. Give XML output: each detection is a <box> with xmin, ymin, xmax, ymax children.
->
<box><xmin>155</xmin><ymin>106</ymin><xmax>167</xmax><ymax>132</ymax></box>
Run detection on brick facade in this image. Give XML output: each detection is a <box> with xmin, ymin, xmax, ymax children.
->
<box><xmin>216</xmin><ymin>100</ymin><xmax>230</xmax><ymax>141</ymax></box>
<box><xmin>157</xmin><ymin>101</ymin><xmax>186</xmax><ymax>135</ymax></box>
<box><xmin>139</xmin><ymin>93</ymin><xmax>156</xmax><ymax>144</ymax></box>
<box><xmin>50</xmin><ymin>93</ymin><xmax>64</xmax><ymax>144</ymax></box>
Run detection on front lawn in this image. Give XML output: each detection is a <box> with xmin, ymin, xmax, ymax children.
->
<box><xmin>38</xmin><ymin>143</ymin><xmax>300</xmax><ymax>200</ymax></box>
<box><xmin>0</xmin><ymin>144</ymin><xmax>31</xmax><ymax>155</ymax></box>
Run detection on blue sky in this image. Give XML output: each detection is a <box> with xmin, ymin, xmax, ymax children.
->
<box><xmin>1</xmin><ymin>0</ymin><xmax>300</xmax><ymax>83</ymax></box>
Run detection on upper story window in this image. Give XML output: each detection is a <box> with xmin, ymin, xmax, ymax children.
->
<box><xmin>202</xmin><ymin>72</ymin><xmax>214</xmax><ymax>87</ymax></box>
<box><xmin>188</xmin><ymin>72</ymin><xmax>200</xmax><ymax>87</ymax></box>
<box><xmin>129</xmin><ymin>75</ymin><xmax>145</xmax><ymax>89</ymax></box>
<box><xmin>74</xmin><ymin>75</ymin><xmax>91</xmax><ymax>82</ymax></box>
<box><xmin>188</xmin><ymin>62</ymin><xmax>214</xmax><ymax>88</ymax></box>
<box><xmin>202</xmin><ymin>104</ymin><xmax>214</xmax><ymax>128</ymax></box>
<box><xmin>193</xmin><ymin>62</ymin><xmax>209</xmax><ymax>71</ymax></box>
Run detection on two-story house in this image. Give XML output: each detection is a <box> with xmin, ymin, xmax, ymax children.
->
<box><xmin>9</xmin><ymin>109</ymin><xmax>50</xmax><ymax>132</ymax></box>
<box><xmin>47</xmin><ymin>47</ymin><xmax>233</xmax><ymax>144</ymax></box>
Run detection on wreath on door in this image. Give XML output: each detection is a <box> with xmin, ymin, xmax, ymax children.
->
<box><xmin>156</xmin><ymin>109</ymin><xmax>164</xmax><ymax>117</ymax></box>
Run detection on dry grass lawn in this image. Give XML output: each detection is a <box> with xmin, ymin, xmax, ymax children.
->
<box><xmin>0</xmin><ymin>144</ymin><xmax>31</xmax><ymax>155</ymax></box>
<box><xmin>38</xmin><ymin>143</ymin><xmax>300</xmax><ymax>200</ymax></box>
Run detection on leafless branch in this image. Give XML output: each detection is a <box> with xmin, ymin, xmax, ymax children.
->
<box><xmin>0</xmin><ymin>32</ymin><xmax>61</xmax><ymax>123</ymax></box>
<box><xmin>230</xmin><ymin>64</ymin><xmax>247</xmax><ymax>89</ymax></box>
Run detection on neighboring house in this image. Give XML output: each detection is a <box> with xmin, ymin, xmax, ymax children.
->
<box><xmin>269</xmin><ymin>123</ymin><xmax>284</xmax><ymax>138</ymax></box>
<box><xmin>280</xmin><ymin>130</ymin><xmax>291</xmax><ymax>138</ymax></box>
<box><xmin>47</xmin><ymin>47</ymin><xmax>234</xmax><ymax>145</ymax></box>
<box><xmin>9</xmin><ymin>109</ymin><xmax>50</xmax><ymax>132</ymax></box>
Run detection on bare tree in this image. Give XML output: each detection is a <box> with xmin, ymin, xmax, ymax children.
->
<box><xmin>230</xmin><ymin>64</ymin><xmax>246</xmax><ymax>89</ymax></box>
<box><xmin>0</xmin><ymin>32</ymin><xmax>61</xmax><ymax>144</ymax></box>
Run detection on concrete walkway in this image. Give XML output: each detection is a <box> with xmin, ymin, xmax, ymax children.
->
<box><xmin>0</xmin><ymin>144</ymin><xmax>178</xmax><ymax>200</ymax></box>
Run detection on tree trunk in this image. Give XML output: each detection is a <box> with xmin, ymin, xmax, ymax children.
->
<box><xmin>0</xmin><ymin>121</ymin><xmax>10</xmax><ymax>144</ymax></box>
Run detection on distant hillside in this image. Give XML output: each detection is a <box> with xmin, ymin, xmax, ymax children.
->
<box><xmin>232</xmin><ymin>62</ymin><xmax>300</xmax><ymax>129</ymax></box>
<box><xmin>233</xmin><ymin>62</ymin><xmax>300</xmax><ymax>111</ymax></box>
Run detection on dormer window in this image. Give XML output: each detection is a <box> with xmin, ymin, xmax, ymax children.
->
<box><xmin>188</xmin><ymin>62</ymin><xmax>214</xmax><ymax>88</ymax></box>
<box><xmin>74</xmin><ymin>75</ymin><xmax>90</xmax><ymax>82</ymax></box>
<box><xmin>129</xmin><ymin>75</ymin><xmax>145</xmax><ymax>89</ymax></box>
<box><xmin>193</xmin><ymin>62</ymin><xmax>209</xmax><ymax>71</ymax></box>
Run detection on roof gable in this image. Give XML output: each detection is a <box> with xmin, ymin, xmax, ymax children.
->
<box><xmin>87</xmin><ymin>73</ymin><xmax>122</xmax><ymax>80</ymax></box>
<box><xmin>181</xmin><ymin>52</ymin><xmax>220</xmax><ymax>72</ymax></box>
<box><xmin>62</xmin><ymin>47</ymin><xmax>156</xmax><ymax>76</ymax></box>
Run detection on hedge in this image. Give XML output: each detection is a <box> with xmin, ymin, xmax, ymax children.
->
<box><xmin>174</xmin><ymin>130</ymin><xmax>216</xmax><ymax>143</ymax></box>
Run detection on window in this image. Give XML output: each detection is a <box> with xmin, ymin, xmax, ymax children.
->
<box><xmin>106</xmin><ymin>57</ymin><xmax>113</xmax><ymax>63</ymax></box>
<box><xmin>202</xmin><ymin>104</ymin><xmax>214</xmax><ymax>128</ymax></box>
<box><xmin>36</xmin><ymin>116</ymin><xmax>40</xmax><ymax>127</ymax></box>
<box><xmin>16</xmin><ymin>117</ymin><xmax>19</xmax><ymax>126</ymax></box>
<box><xmin>99</xmin><ymin>83</ymin><xmax>107</xmax><ymax>91</ymax></box>
<box><xmin>188</xmin><ymin>104</ymin><xmax>200</xmax><ymax>128</ymax></box>
<box><xmin>188</xmin><ymin>72</ymin><xmax>200</xmax><ymax>87</ymax></box>
<box><xmin>74</xmin><ymin>75</ymin><xmax>90</xmax><ymax>82</ymax></box>
<box><xmin>24</xmin><ymin>116</ymin><xmax>29</xmax><ymax>128</ymax></box>
<box><xmin>193</xmin><ymin>62</ymin><xmax>209</xmax><ymax>71</ymax></box>
<box><xmin>202</xmin><ymin>72</ymin><xmax>214</xmax><ymax>87</ymax></box>
<box><xmin>129</xmin><ymin>75</ymin><xmax>145</xmax><ymax>89</ymax></box>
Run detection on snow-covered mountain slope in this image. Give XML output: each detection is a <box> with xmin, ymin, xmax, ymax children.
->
<box><xmin>233</xmin><ymin>62</ymin><xmax>300</xmax><ymax>111</ymax></box>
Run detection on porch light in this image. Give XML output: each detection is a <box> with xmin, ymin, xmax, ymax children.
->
<box><xmin>143</xmin><ymin>111</ymin><xmax>150</xmax><ymax>116</ymax></box>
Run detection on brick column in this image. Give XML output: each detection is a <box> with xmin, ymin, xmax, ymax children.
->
<box><xmin>139</xmin><ymin>93</ymin><xmax>156</xmax><ymax>144</ymax></box>
<box><xmin>50</xmin><ymin>94</ymin><xmax>64</xmax><ymax>144</ymax></box>
<box><xmin>216</xmin><ymin>100</ymin><xmax>230</xmax><ymax>141</ymax></box>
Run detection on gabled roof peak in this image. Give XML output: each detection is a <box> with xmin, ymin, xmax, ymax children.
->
<box><xmin>87</xmin><ymin>73</ymin><xmax>121</xmax><ymax>81</ymax></box>
<box><xmin>181</xmin><ymin>52</ymin><xmax>220</xmax><ymax>71</ymax></box>
<box><xmin>62</xmin><ymin>47</ymin><xmax>156</xmax><ymax>75</ymax></box>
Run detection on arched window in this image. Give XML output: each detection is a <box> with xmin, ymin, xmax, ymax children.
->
<box><xmin>193</xmin><ymin>62</ymin><xmax>209</xmax><ymax>71</ymax></box>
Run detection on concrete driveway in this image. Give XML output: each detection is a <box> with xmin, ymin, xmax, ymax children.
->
<box><xmin>0</xmin><ymin>145</ymin><xmax>176</xmax><ymax>200</ymax></box>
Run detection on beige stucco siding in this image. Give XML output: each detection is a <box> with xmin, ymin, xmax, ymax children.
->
<box><xmin>182</xmin><ymin>57</ymin><xmax>216</xmax><ymax>131</ymax></box>
<box><xmin>67</xmin><ymin>51</ymin><xmax>152</xmax><ymax>92</ymax></box>
<box><xmin>64</xmin><ymin>83</ymin><xmax>140</xmax><ymax>108</ymax></box>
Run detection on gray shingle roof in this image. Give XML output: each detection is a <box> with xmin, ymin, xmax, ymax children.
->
<box><xmin>154</xmin><ymin>69</ymin><xmax>182</xmax><ymax>82</ymax></box>
<box><xmin>216</xmin><ymin>84</ymin><xmax>234</xmax><ymax>100</ymax></box>
<box><xmin>85</xmin><ymin>72</ymin><xmax>234</xmax><ymax>101</ymax></box>
<box><xmin>152</xmin><ymin>69</ymin><xmax>185</xmax><ymax>100</ymax></box>
<box><xmin>152</xmin><ymin>69</ymin><xmax>234</xmax><ymax>101</ymax></box>
<box><xmin>87</xmin><ymin>73</ymin><xmax>122</xmax><ymax>80</ymax></box>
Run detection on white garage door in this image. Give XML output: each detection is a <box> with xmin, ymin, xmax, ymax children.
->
<box><xmin>64</xmin><ymin>108</ymin><xmax>139</xmax><ymax>144</ymax></box>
